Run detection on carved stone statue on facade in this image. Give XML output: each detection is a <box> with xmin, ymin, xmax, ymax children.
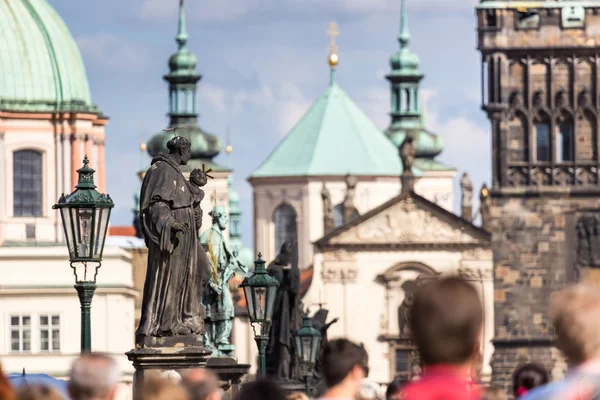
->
<box><xmin>576</xmin><ymin>214</ymin><xmax>600</xmax><ymax>270</ymax></box>
<box><xmin>321</xmin><ymin>183</ymin><xmax>334</xmax><ymax>234</ymax></box>
<box><xmin>343</xmin><ymin>174</ymin><xmax>359</xmax><ymax>224</ymax></box>
<box><xmin>398</xmin><ymin>280</ymin><xmax>418</xmax><ymax>337</ymax></box>
<box><xmin>461</xmin><ymin>172</ymin><xmax>473</xmax><ymax>222</ymax></box>
<box><xmin>400</xmin><ymin>134</ymin><xmax>416</xmax><ymax>192</ymax></box>
<box><xmin>479</xmin><ymin>183</ymin><xmax>490</xmax><ymax>231</ymax></box>
<box><xmin>136</xmin><ymin>136</ymin><xmax>211</xmax><ymax>347</ymax></box>
<box><xmin>200</xmin><ymin>206</ymin><xmax>249</xmax><ymax>356</ymax></box>
<box><xmin>266</xmin><ymin>240</ymin><xmax>302</xmax><ymax>380</ymax></box>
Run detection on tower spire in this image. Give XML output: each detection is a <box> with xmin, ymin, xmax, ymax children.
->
<box><xmin>398</xmin><ymin>0</ymin><xmax>410</xmax><ymax>48</ymax></box>
<box><xmin>326</xmin><ymin>21</ymin><xmax>339</xmax><ymax>86</ymax></box>
<box><xmin>176</xmin><ymin>0</ymin><xmax>188</xmax><ymax>50</ymax></box>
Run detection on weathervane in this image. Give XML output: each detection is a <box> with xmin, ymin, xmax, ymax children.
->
<box><xmin>162</xmin><ymin>125</ymin><xmax>189</xmax><ymax>136</ymax></box>
<box><xmin>202</xmin><ymin>163</ymin><xmax>214</xmax><ymax>180</ymax></box>
<box><xmin>326</xmin><ymin>21</ymin><xmax>339</xmax><ymax>68</ymax></box>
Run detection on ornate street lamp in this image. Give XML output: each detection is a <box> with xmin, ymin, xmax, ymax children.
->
<box><xmin>295</xmin><ymin>311</ymin><xmax>322</xmax><ymax>396</ymax></box>
<box><xmin>239</xmin><ymin>253</ymin><xmax>279</xmax><ymax>377</ymax></box>
<box><xmin>53</xmin><ymin>156</ymin><xmax>114</xmax><ymax>352</ymax></box>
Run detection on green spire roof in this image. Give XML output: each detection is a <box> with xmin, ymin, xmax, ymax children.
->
<box><xmin>251</xmin><ymin>81</ymin><xmax>409</xmax><ymax>178</ymax></box>
<box><xmin>0</xmin><ymin>0</ymin><xmax>99</xmax><ymax>114</ymax></box>
<box><xmin>389</xmin><ymin>0</ymin><xmax>421</xmax><ymax>77</ymax></box>
<box><xmin>146</xmin><ymin>0</ymin><xmax>223</xmax><ymax>170</ymax></box>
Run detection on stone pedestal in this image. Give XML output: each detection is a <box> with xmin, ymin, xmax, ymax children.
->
<box><xmin>205</xmin><ymin>357</ymin><xmax>251</xmax><ymax>398</ymax></box>
<box><xmin>126</xmin><ymin>346</ymin><xmax>212</xmax><ymax>397</ymax></box>
<box><xmin>276</xmin><ymin>380</ymin><xmax>305</xmax><ymax>395</ymax></box>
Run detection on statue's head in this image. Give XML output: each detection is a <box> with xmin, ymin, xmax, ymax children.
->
<box><xmin>166</xmin><ymin>136</ymin><xmax>192</xmax><ymax>165</ymax></box>
<box><xmin>190</xmin><ymin>169</ymin><xmax>208</xmax><ymax>187</ymax></box>
<box><xmin>209</xmin><ymin>206</ymin><xmax>228</xmax><ymax>230</ymax></box>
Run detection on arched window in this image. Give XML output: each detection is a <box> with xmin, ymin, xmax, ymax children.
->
<box><xmin>13</xmin><ymin>150</ymin><xmax>43</xmax><ymax>217</ymax></box>
<box><xmin>535</xmin><ymin>122</ymin><xmax>551</xmax><ymax>162</ymax></box>
<box><xmin>333</xmin><ymin>204</ymin><xmax>344</xmax><ymax>229</ymax></box>
<box><xmin>273</xmin><ymin>203</ymin><xmax>297</xmax><ymax>258</ymax></box>
<box><xmin>557</xmin><ymin>120</ymin><xmax>574</xmax><ymax>162</ymax></box>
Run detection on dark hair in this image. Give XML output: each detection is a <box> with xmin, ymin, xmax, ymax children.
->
<box><xmin>409</xmin><ymin>276</ymin><xmax>483</xmax><ymax>365</ymax></box>
<box><xmin>385</xmin><ymin>378</ymin><xmax>403</xmax><ymax>400</ymax></box>
<box><xmin>238</xmin><ymin>380</ymin><xmax>286</xmax><ymax>400</ymax></box>
<box><xmin>321</xmin><ymin>338</ymin><xmax>369</xmax><ymax>387</ymax></box>
<box><xmin>166</xmin><ymin>136</ymin><xmax>191</xmax><ymax>154</ymax></box>
<box><xmin>14</xmin><ymin>385</ymin><xmax>64</xmax><ymax>400</ymax></box>
<box><xmin>512</xmin><ymin>363</ymin><xmax>549</xmax><ymax>397</ymax></box>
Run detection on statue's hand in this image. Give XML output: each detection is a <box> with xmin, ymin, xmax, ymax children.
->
<box><xmin>210</xmin><ymin>281</ymin><xmax>222</xmax><ymax>295</ymax></box>
<box><xmin>172</xmin><ymin>221</ymin><xmax>190</xmax><ymax>235</ymax></box>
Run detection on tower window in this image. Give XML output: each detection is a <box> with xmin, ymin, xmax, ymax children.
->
<box><xmin>557</xmin><ymin>121</ymin><xmax>574</xmax><ymax>162</ymax></box>
<box><xmin>13</xmin><ymin>150</ymin><xmax>43</xmax><ymax>217</ymax></box>
<box><xmin>535</xmin><ymin>123</ymin><xmax>551</xmax><ymax>162</ymax></box>
<box><xmin>516</xmin><ymin>10</ymin><xmax>540</xmax><ymax>29</ymax></box>
<box><xmin>485</xmin><ymin>10</ymin><xmax>498</xmax><ymax>27</ymax></box>
<box><xmin>273</xmin><ymin>203</ymin><xmax>298</xmax><ymax>268</ymax></box>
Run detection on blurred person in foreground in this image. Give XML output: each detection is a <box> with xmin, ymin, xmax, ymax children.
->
<box><xmin>182</xmin><ymin>369</ymin><xmax>222</xmax><ymax>400</ymax></box>
<box><xmin>0</xmin><ymin>362</ymin><xmax>15</xmax><ymax>400</ymax></box>
<box><xmin>287</xmin><ymin>392</ymin><xmax>309</xmax><ymax>400</ymax></box>
<box><xmin>523</xmin><ymin>284</ymin><xmax>600</xmax><ymax>400</ymax></box>
<box><xmin>68</xmin><ymin>353</ymin><xmax>121</xmax><ymax>400</ymax></box>
<box><xmin>237</xmin><ymin>380</ymin><xmax>287</xmax><ymax>400</ymax></box>
<box><xmin>385</xmin><ymin>378</ymin><xmax>403</xmax><ymax>400</ymax></box>
<box><xmin>318</xmin><ymin>338</ymin><xmax>369</xmax><ymax>399</ymax></box>
<box><xmin>135</xmin><ymin>376</ymin><xmax>189</xmax><ymax>400</ymax></box>
<box><xmin>398</xmin><ymin>276</ymin><xmax>483</xmax><ymax>400</ymax></box>
<box><xmin>482</xmin><ymin>386</ymin><xmax>506</xmax><ymax>400</ymax></box>
<box><xmin>14</xmin><ymin>385</ymin><xmax>64</xmax><ymax>400</ymax></box>
<box><xmin>512</xmin><ymin>363</ymin><xmax>549</xmax><ymax>398</ymax></box>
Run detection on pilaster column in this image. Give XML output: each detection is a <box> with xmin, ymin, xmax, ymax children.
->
<box><xmin>71</xmin><ymin>134</ymin><xmax>82</xmax><ymax>189</ymax></box>
<box><xmin>0</xmin><ymin>131</ymin><xmax>5</xmax><ymax>244</ymax></box>
<box><xmin>84</xmin><ymin>134</ymin><xmax>93</xmax><ymax>161</ymax></box>
<box><xmin>62</xmin><ymin>133</ymin><xmax>71</xmax><ymax>194</ymax></box>
<box><xmin>97</xmin><ymin>139</ymin><xmax>106</xmax><ymax>193</ymax></box>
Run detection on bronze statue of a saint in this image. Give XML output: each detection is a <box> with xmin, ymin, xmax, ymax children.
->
<box><xmin>399</xmin><ymin>134</ymin><xmax>416</xmax><ymax>173</ymax></box>
<box><xmin>136</xmin><ymin>136</ymin><xmax>211</xmax><ymax>347</ymax></box>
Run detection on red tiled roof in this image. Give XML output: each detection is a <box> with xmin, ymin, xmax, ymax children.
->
<box><xmin>232</xmin><ymin>265</ymin><xmax>314</xmax><ymax>310</ymax></box>
<box><xmin>109</xmin><ymin>226</ymin><xmax>136</xmax><ymax>237</ymax></box>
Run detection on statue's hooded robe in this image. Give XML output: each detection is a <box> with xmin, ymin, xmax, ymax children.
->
<box><xmin>136</xmin><ymin>153</ymin><xmax>210</xmax><ymax>341</ymax></box>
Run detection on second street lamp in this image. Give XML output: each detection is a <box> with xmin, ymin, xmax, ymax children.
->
<box><xmin>53</xmin><ymin>156</ymin><xmax>114</xmax><ymax>352</ymax></box>
<box><xmin>239</xmin><ymin>253</ymin><xmax>279</xmax><ymax>377</ymax></box>
<box><xmin>295</xmin><ymin>311</ymin><xmax>322</xmax><ymax>396</ymax></box>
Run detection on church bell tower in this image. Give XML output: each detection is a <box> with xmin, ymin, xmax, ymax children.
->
<box><xmin>477</xmin><ymin>0</ymin><xmax>600</xmax><ymax>393</ymax></box>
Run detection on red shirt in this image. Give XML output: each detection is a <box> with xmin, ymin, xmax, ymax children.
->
<box><xmin>398</xmin><ymin>365</ymin><xmax>481</xmax><ymax>400</ymax></box>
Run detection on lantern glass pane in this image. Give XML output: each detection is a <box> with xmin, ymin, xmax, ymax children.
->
<box><xmin>244</xmin><ymin>286</ymin><xmax>255</xmax><ymax>321</ymax></box>
<box><xmin>302</xmin><ymin>337</ymin><xmax>312</xmax><ymax>363</ymax></box>
<box><xmin>255</xmin><ymin>287</ymin><xmax>267</xmax><ymax>320</ymax></box>
<box><xmin>311</xmin><ymin>335</ymin><xmax>320</xmax><ymax>363</ymax></box>
<box><xmin>60</xmin><ymin>208</ymin><xmax>75</xmax><ymax>259</ymax></box>
<box><xmin>266</xmin><ymin>285</ymin><xmax>278</xmax><ymax>321</ymax></box>
<box><xmin>75</xmin><ymin>208</ymin><xmax>94</xmax><ymax>259</ymax></box>
<box><xmin>93</xmin><ymin>208</ymin><xmax>110</xmax><ymax>258</ymax></box>
<box><xmin>295</xmin><ymin>336</ymin><xmax>303</xmax><ymax>359</ymax></box>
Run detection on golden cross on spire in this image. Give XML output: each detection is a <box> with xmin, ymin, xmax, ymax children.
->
<box><xmin>326</xmin><ymin>21</ymin><xmax>339</xmax><ymax>68</ymax></box>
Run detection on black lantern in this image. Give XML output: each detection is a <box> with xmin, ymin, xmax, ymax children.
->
<box><xmin>239</xmin><ymin>253</ymin><xmax>279</xmax><ymax>377</ymax></box>
<box><xmin>295</xmin><ymin>311</ymin><xmax>321</xmax><ymax>395</ymax></box>
<box><xmin>53</xmin><ymin>156</ymin><xmax>113</xmax><ymax>263</ymax></box>
<box><xmin>53</xmin><ymin>156</ymin><xmax>113</xmax><ymax>352</ymax></box>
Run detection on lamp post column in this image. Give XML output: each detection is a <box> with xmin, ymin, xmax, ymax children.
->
<box><xmin>255</xmin><ymin>335</ymin><xmax>269</xmax><ymax>377</ymax></box>
<box><xmin>75</xmin><ymin>281</ymin><xmax>96</xmax><ymax>352</ymax></box>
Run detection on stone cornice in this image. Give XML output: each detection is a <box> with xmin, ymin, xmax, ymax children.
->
<box><xmin>317</xmin><ymin>242</ymin><xmax>489</xmax><ymax>252</ymax></box>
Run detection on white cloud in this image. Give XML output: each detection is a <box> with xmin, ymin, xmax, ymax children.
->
<box><xmin>199</xmin><ymin>83</ymin><xmax>227</xmax><ymax>111</ymax></box>
<box><xmin>76</xmin><ymin>35</ymin><xmax>150</xmax><ymax>71</ymax></box>
<box><xmin>139</xmin><ymin>0</ymin><xmax>259</xmax><ymax>22</ymax></box>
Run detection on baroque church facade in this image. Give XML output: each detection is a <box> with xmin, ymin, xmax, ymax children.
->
<box><xmin>240</xmin><ymin>0</ymin><xmax>495</xmax><ymax>384</ymax></box>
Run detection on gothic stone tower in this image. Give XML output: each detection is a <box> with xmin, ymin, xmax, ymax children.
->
<box><xmin>477</xmin><ymin>0</ymin><xmax>600</xmax><ymax>393</ymax></box>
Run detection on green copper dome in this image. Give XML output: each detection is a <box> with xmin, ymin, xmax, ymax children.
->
<box><xmin>390</xmin><ymin>48</ymin><xmax>420</xmax><ymax>76</ymax></box>
<box><xmin>0</xmin><ymin>0</ymin><xmax>96</xmax><ymax>113</ymax></box>
<box><xmin>169</xmin><ymin>51</ymin><xmax>197</xmax><ymax>73</ymax></box>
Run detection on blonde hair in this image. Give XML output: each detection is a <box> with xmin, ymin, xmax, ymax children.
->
<box><xmin>287</xmin><ymin>392</ymin><xmax>309</xmax><ymax>400</ymax></box>
<box><xmin>551</xmin><ymin>284</ymin><xmax>600</xmax><ymax>364</ymax></box>
<box><xmin>136</xmin><ymin>376</ymin><xmax>189</xmax><ymax>400</ymax></box>
<box><xmin>14</xmin><ymin>385</ymin><xmax>64</xmax><ymax>400</ymax></box>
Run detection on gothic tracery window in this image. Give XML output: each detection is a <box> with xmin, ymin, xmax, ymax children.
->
<box><xmin>557</xmin><ymin>120</ymin><xmax>574</xmax><ymax>162</ymax></box>
<box><xmin>535</xmin><ymin>122</ymin><xmax>551</xmax><ymax>162</ymax></box>
<box><xmin>13</xmin><ymin>150</ymin><xmax>43</xmax><ymax>217</ymax></box>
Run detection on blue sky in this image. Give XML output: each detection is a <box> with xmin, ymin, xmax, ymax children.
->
<box><xmin>51</xmin><ymin>0</ymin><xmax>489</xmax><ymax>248</ymax></box>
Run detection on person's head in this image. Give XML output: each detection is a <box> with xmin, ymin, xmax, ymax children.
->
<box><xmin>14</xmin><ymin>385</ymin><xmax>64</xmax><ymax>400</ymax></box>
<box><xmin>166</xmin><ymin>136</ymin><xmax>192</xmax><ymax>165</ymax></box>
<box><xmin>68</xmin><ymin>353</ymin><xmax>121</xmax><ymax>400</ymax></box>
<box><xmin>551</xmin><ymin>284</ymin><xmax>600</xmax><ymax>365</ymax></box>
<box><xmin>287</xmin><ymin>392</ymin><xmax>309</xmax><ymax>400</ymax></box>
<box><xmin>190</xmin><ymin>169</ymin><xmax>208</xmax><ymax>188</ymax></box>
<box><xmin>409</xmin><ymin>276</ymin><xmax>483</xmax><ymax>367</ymax></box>
<box><xmin>237</xmin><ymin>380</ymin><xmax>286</xmax><ymax>400</ymax></box>
<box><xmin>209</xmin><ymin>207</ymin><xmax>227</xmax><ymax>230</ymax></box>
<box><xmin>183</xmin><ymin>369</ymin><xmax>222</xmax><ymax>400</ymax></box>
<box><xmin>135</xmin><ymin>376</ymin><xmax>189</xmax><ymax>400</ymax></box>
<box><xmin>512</xmin><ymin>363</ymin><xmax>549</xmax><ymax>398</ymax></box>
<box><xmin>321</xmin><ymin>339</ymin><xmax>369</xmax><ymax>390</ymax></box>
<box><xmin>385</xmin><ymin>378</ymin><xmax>403</xmax><ymax>400</ymax></box>
<box><xmin>483</xmin><ymin>387</ymin><xmax>507</xmax><ymax>400</ymax></box>
<box><xmin>0</xmin><ymin>362</ymin><xmax>15</xmax><ymax>400</ymax></box>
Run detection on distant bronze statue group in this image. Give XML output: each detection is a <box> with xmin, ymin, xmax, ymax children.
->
<box><xmin>136</xmin><ymin>135</ymin><xmax>337</xmax><ymax>390</ymax></box>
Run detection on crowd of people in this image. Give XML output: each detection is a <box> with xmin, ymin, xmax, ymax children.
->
<box><xmin>1</xmin><ymin>276</ymin><xmax>599</xmax><ymax>400</ymax></box>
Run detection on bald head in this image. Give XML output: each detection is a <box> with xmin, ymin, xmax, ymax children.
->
<box><xmin>69</xmin><ymin>353</ymin><xmax>121</xmax><ymax>400</ymax></box>
<box><xmin>183</xmin><ymin>369</ymin><xmax>221</xmax><ymax>400</ymax></box>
